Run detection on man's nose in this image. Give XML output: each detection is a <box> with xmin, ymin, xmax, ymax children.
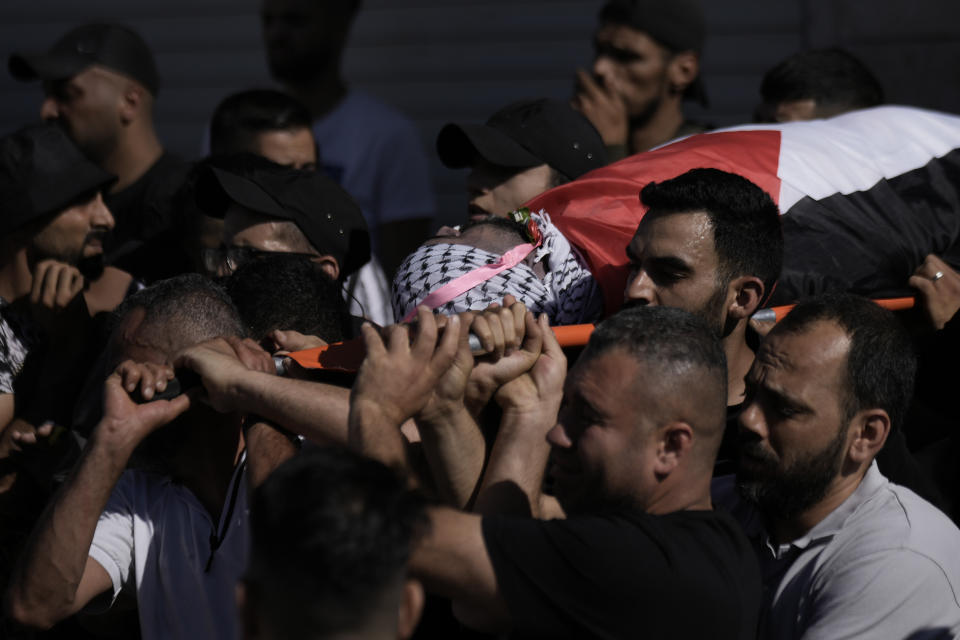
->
<box><xmin>737</xmin><ymin>401</ymin><xmax>767</xmax><ymax>441</ymax></box>
<box><xmin>624</xmin><ymin>269</ymin><xmax>657</xmax><ymax>306</ymax></box>
<box><xmin>40</xmin><ymin>97</ymin><xmax>60</xmax><ymax>121</ymax></box>
<box><xmin>546</xmin><ymin>422</ymin><xmax>573</xmax><ymax>449</ymax></box>
<box><xmin>91</xmin><ymin>193</ymin><xmax>116</xmax><ymax>230</ymax></box>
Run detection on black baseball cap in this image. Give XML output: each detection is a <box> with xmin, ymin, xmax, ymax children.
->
<box><xmin>196</xmin><ymin>159</ymin><xmax>371</xmax><ymax>277</ymax></box>
<box><xmin>0</xmin><ymin>123</ymin><xmax>116</xmax><ymax>235</ymax></box>
<box><xmin>437</xmin><ymin>98</ymin><xmax>607</xmax><ymax>180</ymax></box>
<box><xmin>9</xmin><ymin>23</ymin><xmax>160</xmax><ymax>95</ymax></box>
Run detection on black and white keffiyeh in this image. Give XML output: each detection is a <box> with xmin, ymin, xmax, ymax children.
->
<box><xmin>392</xmin><ymin>211</ymin><xmax>602</xmax><ymax>325</ymax></box>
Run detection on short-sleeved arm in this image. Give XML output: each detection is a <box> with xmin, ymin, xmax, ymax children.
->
<box><xmin>800</xmin><ymin>549</ymin><xmax>960</xmax><ymax>640</ymax></box>
<box><xmin>87</xmin><ymin>474</ymin><xmax>138</xmax><ymax>605</ymax></box>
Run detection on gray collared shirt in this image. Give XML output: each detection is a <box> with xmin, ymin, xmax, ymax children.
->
<box><xmin>714</xmin><ymin>462</ymin><xmax>960</xmax><ymax>639</ymax></box>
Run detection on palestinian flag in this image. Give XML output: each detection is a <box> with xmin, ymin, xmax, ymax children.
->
<box><xmin>525</xmin><ymin>106</ymin><xmax>960</xmax><ymax>314</ymax></box>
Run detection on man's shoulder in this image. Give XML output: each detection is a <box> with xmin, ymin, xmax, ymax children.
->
<box><xmin>315</xmin><ymin>90</ymin><xmax>420</xmax><ymax>142</ymax></box>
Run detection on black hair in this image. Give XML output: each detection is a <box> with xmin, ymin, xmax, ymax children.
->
<box><xmin>113</xmin><ymin>273</ymin><xmax>246</xmax><ymax>346</ymax></box>
<box><xmin>225</xmin><ymin>253</ymin><xmax>350</xmax><ymax>344</ymax></box>
<box><xmin>246</xmin><ymin>447</ymin><xmax>428</xmax><ymax>638</ymax></box>
<box><xmin>774</xmin><ymin>292</ymin><xmax>916</xmax><ymax>431</ymax></box>
<box><xmin>640</xmin><ymin>168</ymin><xmax>783</xmax><ymax>295</ymax></box>
<box><xmin>209</xmin><ymin>89</ymin><xmax>314</xmax><ymax>156</ymax></box>
<box><xmin>759</xmin><ymin>48</ymin><xmax>884</xmax><ymax>119</ymax></box>
<box><xmin>585</xmin><ymin>304</ymin><xmax>727</xmax><ymax>403</ymax></box>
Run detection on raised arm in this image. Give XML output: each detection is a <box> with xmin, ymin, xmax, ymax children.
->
<box><xmin>474</xmin><ymin>313</ymin><xmax>567</xmax><ymax>518</ymax></box>
<box><xmin>5</xmin><ymin>363</ymin><xmax>190</xmax><ymax>629</ymax></box>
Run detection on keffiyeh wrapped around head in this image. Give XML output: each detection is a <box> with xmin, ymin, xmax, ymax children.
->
<box><xmin>392</xmin><ymin>211</ymin><xmax>602</xmax><ymax>325</ymax></box>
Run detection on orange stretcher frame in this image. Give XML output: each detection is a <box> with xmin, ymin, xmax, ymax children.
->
<box><xmin>286</xmin><ymin>297</ymin><xmax>916</xmax><ymax>372</ymax></box>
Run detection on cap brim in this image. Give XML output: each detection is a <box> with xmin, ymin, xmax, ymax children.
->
<box><xmin>437</xmin><ymin>123</ymin><xmax>544</xmax><ymax>170</ymax></box>
<box><xmin>198</xmin><ymin>167</ymin><xmax>290</xmax><ymax>220</ymax></box>
<box><xmin>9</xmin><ymin>52</ymin><xmax>89</xmax><ymax>82</ymax></box>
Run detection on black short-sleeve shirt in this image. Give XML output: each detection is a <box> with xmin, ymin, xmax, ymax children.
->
<box><xmin>481</xmin><ymin>508</ymin><xmax>760</xmax><ymax>639</ymax></box>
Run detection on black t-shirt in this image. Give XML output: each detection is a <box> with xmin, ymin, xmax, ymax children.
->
<box><xmin>104</xmin><ymin>152</ymin><xmax>192</xmax><ymax>282</ymax></box>
<box><xmin>482</xmin><ymin>508</ymin><xmax>760</xmax><ymax>639</ymax></box>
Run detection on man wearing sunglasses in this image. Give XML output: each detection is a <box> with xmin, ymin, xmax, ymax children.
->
<box><xmin>195</xmin><ymin>158</ymin><xmax>370</xmax><ymax>304</ymax></box>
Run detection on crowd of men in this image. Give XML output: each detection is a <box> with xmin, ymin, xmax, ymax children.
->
<box><xmin>2</xmin><ymin>0</ymin><xmax>960</xmax><ymax>639</ymax></box>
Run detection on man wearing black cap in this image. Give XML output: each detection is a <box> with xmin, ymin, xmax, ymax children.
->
<box><xmin>573</xmin><ymin>0</ymin><xmax>708</xmax><ymax>158</ymax></box>
<box><xmin>198</xmin><ymin>159</ymin><xmax>370</xmax><ymax>289</ymax></box>
<box><xmin>437</xmin><ymin>98</ymin><xmax>607</xmax><ymax>221</ymax></box>
<box><xmin>9</xmin><ymin>23</ymin><xmax>191</xmax><ymax>281</ymax></box>
<box><xmin>0</xmin><ymin>123</ymin><xmax>115</xmax><ymax>473</ymax></box>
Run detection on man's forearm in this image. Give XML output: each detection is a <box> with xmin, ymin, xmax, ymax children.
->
<box><xmin>347</xmin><ymin>400</ymin><xmax>409</xmax><ymax>473</ymax></box>
<box><xmin>474</xmin><ymin>404</ymin><xmax>556</xmax><ymax>518</ymax></box>
<box><xmin>417</xmin><ymin>406</ymin><xmax>487</xmax><ymax>508</ymax></box>
<box><xmin>232</xmin><ymin>373</ymin><xmax>350</xmax><ymax>445</ymax></box>
<box><xmin>6</xmin><ymin>435</ymin><xmax>126</xmax><ymax>628</ymax></box>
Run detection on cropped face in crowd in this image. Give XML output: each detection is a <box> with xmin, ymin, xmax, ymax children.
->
<box><xmin>261</xmin><ymin>0</ymin><xmax>353</xmax><ymax>83</ymax></box>
<box><xmin>466</xmin><ymin>158</ymin><xmax>554</xmax><ymax>220</ymax></box>
<box><xmin>547</xmin><ymin>348</ymin><xmax>659</xmax><ymax>514</ymax></box>
<box><xmin>41</xmin><ymin>66</ymin><xmax>128</xmax><ymax>164</ymax></box>
<box><xmin>624</xmin><ymin>210</ymin><xmax>730</xmax><ymax>334</ymax></box>
<box><xmin>591</xmin><ymin>24</ymin><xmax>673</xmax><ymax>123</ymax></box>
<box><xmin>253</xmin><ymin>127</ymin><xmax>317</xmax><ymax>171</ymax></box>
<box><xmin>31</xmin><ymin>190</ymin><xmax>115</xmax><ymax>265</ymax></box>
<box><xmin>735</xmin><ymin>320</ymin><xmax>853</xmax><ymax>519</ymax></box>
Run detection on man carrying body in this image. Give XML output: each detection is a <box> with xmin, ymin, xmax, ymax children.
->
<box><xmin>348</xmin><ymin>305</ymin><xmax>761</xmax><ymax>637</ymax></box>
<box><xmin>261</xmin><ymin>0</ymin><xmax>435</xmax><ymax>278</ymax></box>
<box><xmin>573</xmin><ymin>0</ymin><xmax>708</xmax><ymax>158</ymax></box>
<box><xmin>436</xmin><ymin>98</ymin><xmax>606</xmax><ymax>221</ymax></box>
<box><xmin>717</xmin><ymin>292</ymin><xmax>960</xmax><ymax>638</ymax></box>
<box><xmin>206</xmin><ymin>89</ymin><xmax>393</xmax><ymax>325</ymax></box>
<box><xmin>4</xmin><ymin>274</ymin><xmax>297</xmax><ymax>638</ymax></box>
<box><xmin>10</xmin><ymin>23</ymin><xmax>191</xmax><ymax>281</ymax></box>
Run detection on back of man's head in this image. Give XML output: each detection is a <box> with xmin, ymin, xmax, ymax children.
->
<box><xmin>772</xmin><ymin>292</ymin><xmax>915</xmax><ymax>432</ymax></box>
<box><xmin>758</xmin><ymin>48</ymin><xmax>884</xmax><ymax>122</ymax></box>
<box><xmin>640</xmin><ymin>168</ymin><xmax>783</xmax><ymax>295</ymax></box>
<box><xmin>226</xmin><ymin>252</ymin><xmax>350</xmax><ymax>345</ymax></box>
<box><xmin>244</xmin><ymin>447</ymin><xmax>428</xmax><ymax>640</ymax></box>
<box><xmin>584</xmin><ymin>305</ymin><xmax>728</xmax><ymax>460</ymax></box>
<box><xmin>110</xmin><ymin>273</ymin><xmax>246</xmax><ymax>365</ymax></box>
<box><xmin>210</xmin><ymin>89</ymin><xmax>313</xmax><ymax>156</ymax></box>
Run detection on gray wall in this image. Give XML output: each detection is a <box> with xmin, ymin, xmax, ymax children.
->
<box><xmin>2</xmin><ymin>0</ymin><xmax>959</xmax><ymax>226</ymax></box>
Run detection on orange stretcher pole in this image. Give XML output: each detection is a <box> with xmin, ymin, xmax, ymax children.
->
<box><xmin>286</xmin><ymin>297</ymin><xmax>916</xmax><ymax>371</ymax></box>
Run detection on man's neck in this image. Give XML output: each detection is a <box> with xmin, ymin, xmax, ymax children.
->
<box><xmin>723</xmin><ymin>322</ymin><xmax>754</xmax><ymax>407</ymax></box>
<box><xmin>285</xmin><ymin>68</ymin><xmax>348</xmax><ymax>120</ymax></box>
<box><xmin>768</xmin><ymin>466</ymin><xmax>867</xmax><ymax>545</ymax></box>
<box><xmin>103</xmin><ymin>126</ymin><xmax>164</xmax><ymax>193</ymax></box>
<box><xmin>629</xmin><ymin>101</ymin><xmax>685</xmax><ymax>154</ymax></box>
<box><xmin>644</xmin><ymin>472</ymin><xmax>714</xmax><ymax>515</ymax></box>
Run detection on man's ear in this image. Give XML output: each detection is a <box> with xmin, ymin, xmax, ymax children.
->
<box><xmin>666</xmin><ymin>51</ymin><xmax>699</xmax><ymax>94</ymax></box>
<box><xmin>726</xmin><ymin>275</ymin><xmax>765</xmax><ymax>321</ymax></box>
<box><xmin>118</xmin><ymin>82</ymin><xmax>145</xmax><ymax>125</ymax></box>
<box><xmin>654</xmin><ymin>422</ymin><xmax>693</xmax><ymax>478</ymax></box>
<box><xmin>311</xmin><ymin>255</ymin><xmax>341</xmax><ymax>281</ymax></box>
<box><xmin>847</xmin><ymin>408</ymin><xmax>891</xmax><ymax>465</ymax></box>
<box><xmin>397</xmin><ymin>578</ymin><xmax>425</xmax><ymax>640</ymax></box>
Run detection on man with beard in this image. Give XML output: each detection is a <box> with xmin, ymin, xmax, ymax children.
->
<box><xmin>573</xmin><ymin>0</ymin><xmax>709</xmax><ymax>159</ymax></box>
<box><xmin>624</xmin><ymin>168</ymin><xmax>781</xmax><ymax>468</ymax></box>
<box><xmin>0</xmin><ymin>123</ymin><xmax>116</xmax><ymax>442</ymax></box>
<box><xmin>9</xmin><ymin>24</ymin><xmax>191</xmax><ymax>282</ymax></box>
<box><xmin>260</xmin><ymin>0</ymin><xmax>435</xmax><ymax>278</ymax></box>
<box><xmin>348</xmin><ymin>305</ymin><xmax>761</xmax><ymax>638</ymax></box>
<box><xmin>716</xmin><ymin>292</ymin><xmax>960</xmax><ymax>638</ymax></box>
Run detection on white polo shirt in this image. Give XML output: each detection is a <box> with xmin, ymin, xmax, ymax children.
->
<box><xmin>88</xmin><ymin>456</ymin><xmax>248</xmax><ymax>640</ymax></box>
